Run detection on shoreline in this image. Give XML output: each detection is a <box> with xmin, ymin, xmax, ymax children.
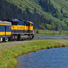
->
<box><xmin>34</xmin><ymin>30</ymin><xmax>68</xmax><ymax>36</ymax></box>
<box><xmin>0</xmin><ymin>39</ymin><xmax>68</xmax><ymax>68</ymax></box>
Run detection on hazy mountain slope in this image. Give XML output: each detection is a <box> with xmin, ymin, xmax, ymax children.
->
<box><xmin>0</xmin><ymin>0</ymin><xmax>68</xmax><ymax>30</ymax></box>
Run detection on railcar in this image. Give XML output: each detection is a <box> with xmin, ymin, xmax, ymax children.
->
<box><xmin>0</xmin><ymin>21</ymin><xmax>11</xmax><ymax>42</ymax></box>
<box><xmin>0</xmin><ymin>19</ymin><xmax>34</xmax><ymax>42</ymax></box>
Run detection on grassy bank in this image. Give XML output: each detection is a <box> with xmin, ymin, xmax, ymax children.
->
<box><xmin>0</xmin><ymin>39</ymin><xmax>68</xmax><ymax>68</ymax></box>
<box><xmin>34</xmin><ymin>30</ymin><xmax>68</xmax><ymax>35</ymax></box>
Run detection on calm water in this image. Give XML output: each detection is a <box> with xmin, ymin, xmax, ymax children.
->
<box><xmin>34</xmin><ymin>35</ymin><xmax>68</xmax><ymax>39</ymax></box>
<box><xmin>16</xmin><ymin>47</ymin><xmax>68</xmax><ymax>68</ymax></box>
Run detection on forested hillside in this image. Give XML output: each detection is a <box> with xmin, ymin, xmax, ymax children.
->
<box><xmin>0</xmin><ymin>0</ymin><xmax>68</xmax><ymax>30</ymax></box>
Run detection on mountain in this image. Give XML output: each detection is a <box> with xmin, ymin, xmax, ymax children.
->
<box><xmin>0</xmin><ymin>0</ymin><xmax>68</xmax><ymax>30</ymax></box>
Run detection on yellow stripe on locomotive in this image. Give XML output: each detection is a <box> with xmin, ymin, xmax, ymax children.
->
<box><xmin>11</xmin><ymin>21</ymin><xmax>33</xmax><ymax>31</ymax></box>
<box><xmin>11</xmin><ymin>25</ymin><xmax>28</xmax><ymax>31</ymax></box>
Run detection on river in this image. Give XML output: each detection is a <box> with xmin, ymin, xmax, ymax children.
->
<box><xmin>16</xmin><ymin>47</ymin><xmax>68</xmax><ymax>68</ymax></box>
<box><xmin>34</xmin><ymin>35</ymin><xmax>68</xmax><ymax>39</ymax></box>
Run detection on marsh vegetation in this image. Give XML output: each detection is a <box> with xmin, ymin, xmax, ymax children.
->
<box><xmin>34</xmin><ymin>30</ymin><xmax>68</xmax><ymax>36</ymax></box>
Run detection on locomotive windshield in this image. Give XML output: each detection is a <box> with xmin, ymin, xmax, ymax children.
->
<box><xmin>12</xmin><ymin>21</ymin><xmax>18</xmax><ymax>25</ymax></box>
<box><xmin>11</xmin><ymin>19</ymin><xmax>19</xmax><ymax>25</ymax></box>
<box><xmin>11</xmin><ymin>21</ymin><xmax>18</xmax><ymax>25</ymax></box>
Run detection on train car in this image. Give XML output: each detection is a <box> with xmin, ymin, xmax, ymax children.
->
<box><xmin>0</xmin><ymin>19</ymin><xmax>34</xmax><ymax>42</ymax></box>
<box><xmin>11</xmin><ymin>19</ymin><xmax>34</xmax><ymax>40</ymax></box>
<box><xmin>0</xmin><ymin>21</ymin><xmax>11</xmax><ymax>42</ymax></box>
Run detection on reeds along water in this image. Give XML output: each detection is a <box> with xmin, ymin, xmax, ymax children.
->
<box><xmin>34</xmin><ymin>30</ymin><xmax>68</xmax><ymax>36</ymax></box>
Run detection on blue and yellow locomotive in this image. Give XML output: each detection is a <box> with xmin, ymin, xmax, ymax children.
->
<box><xmin>0</xmin><ymin>19</ymin><xmax>34</xmax><ymax>42</ymax></box>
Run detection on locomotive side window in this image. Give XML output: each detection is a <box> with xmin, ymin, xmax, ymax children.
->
<box><xmin>31</xmin><ymin>24</ymin><xmax>33</xmax><ymax>26</ymax></box>
<box><xmin>24</xmin><ymin>21</ymin><xmax>26</xmax><ymax>24</ymax></box>
<box><xmin>26</xmin><ymin>23</ymin><xmax>30</xmax><ymax>26</ymax></box>
<box><xmin>26</xmin><ymin>23</ymin><xmax>28</xmax><ymax>26</ymax></box>
<box><xmin>28</xmin><ymin>23</ymin><xmax>30</xmax><ymax>26</ymax></box>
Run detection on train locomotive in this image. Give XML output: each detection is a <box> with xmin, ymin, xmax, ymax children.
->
<box><xmin>0</xmin><ymin>19</ymin><xmax>34</xmax><ymax>42</ymax></box>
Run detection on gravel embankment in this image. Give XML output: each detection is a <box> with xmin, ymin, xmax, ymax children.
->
<box><xmin>0</xmin><ymin>38</ymin><xmax>68</xmax><ymax>46</ymax></box>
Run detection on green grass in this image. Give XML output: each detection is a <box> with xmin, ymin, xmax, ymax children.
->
<box><xmin>34</xmin><ymin>30</ymin><xmax>68</xmax><ymax>35</ymax></box>
<box><xmin>0</xmin><ymin>39</ymin><xmax>68</xmax><ymax>68</ymax></box>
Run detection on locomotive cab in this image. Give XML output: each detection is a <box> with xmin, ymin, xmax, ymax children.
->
<box><xmin>11</xmin><ymin>19</ymin><xmax>19</xmax><ymax>25</ymax></box>
<box><xmin>28</xmin><ymin>21</ymin><xmax>33</xmax><ymax>33</ymax></box>
<box><xmin>26</xmin><ymin>21</ymin><xmax>34</xmax><ymax>39</ymax></box>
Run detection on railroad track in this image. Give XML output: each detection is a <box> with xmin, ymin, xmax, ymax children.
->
<box><xmin>0</xmin><ymin>38</ymin><xmax>68</xmax><ymax>46</ymax></box>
